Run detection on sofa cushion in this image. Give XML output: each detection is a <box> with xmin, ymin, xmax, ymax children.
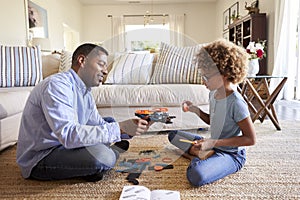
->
<box><xmin>0</xmin><ymin>45</ymin><xmax>43</xmax><ymax>87</ymax></box>
<box><xmin>91</xmin><ymin>84</ymin><xmax>209</xmax><ymax>107</ymax></box>
<box><xmin>0</xmin><ymin>86</ymin><xmax>33</xmax><ymax>93</ymax></box>
<box><xmin>0</xmin><ymin>91</ymin><xmax>30</xmax><ymax>120</ymax></box>
<box><xmin>105</xmin><ymin>53</ymin><xmax>154</xmax><ymax>84</ymax></box>
<box><xmin>42</xmin><ymin>54</ymin><xmax>60</xmax><ymax>78</ymax></box>
<box><xmin>0</xmin><ymin>113</ymin><xmax>22</xmax><ymax>151</ymax></box>
<box><xmin>150</xmin><ymin>42</ymin><xmax>202</xmax><ymax>84</ymax></box>
<box><xmin>58</xmin><ymin>50</ymin><xmax>72</xmax><ymax>72</ymax></box>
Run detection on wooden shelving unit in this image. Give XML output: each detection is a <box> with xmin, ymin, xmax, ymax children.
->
<box><xmin>228</xmin><ymin>13</ymin><xmax>267</xmax><ymax>75</ymax></box>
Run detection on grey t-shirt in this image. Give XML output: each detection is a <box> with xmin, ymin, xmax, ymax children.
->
<box><xmin>209</xmin><ymin>90</ymin><xmax>250</xmax><ymax>153</ymax></box>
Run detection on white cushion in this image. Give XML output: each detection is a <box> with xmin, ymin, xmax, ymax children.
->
<box><xmin>105</xmin><ymin>53</ymin><xmax>154</xmax><ymax>84</ymax></box>
<box><xmin>58</xmin><ymin>50</ymin><xmax>72</xmax><ymax>72</ymax></box>
<box><xmin>150</xmin><ymin>42</ymin><xmax>203</xmax><ymax>84</ymax></box>
<box><xmin>0</xmin><ymin>45</ymin><xmax>43</xmax><ymax>87</ymax></box>
<box><xmin>91</xmin><ymin>84</ymin><xmax>209</xmax><ymax>107</ymax></box>
<box><xmin>42</xmin><ymin>54</ymin><xmax>60</xmax><ymax>78</ymax></box>
<box><xmin>0</xmin><ymin>113</ymin><xmax>22</xmax><ymax>151</ymax></box>
<box><xmin>0</xmin><ymin>91</ymin><xmax>30</xmax><ymax>119</ymax></box>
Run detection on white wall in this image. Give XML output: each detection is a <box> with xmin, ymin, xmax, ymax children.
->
<box><xmin>0</xmin><ymin>0</ymin><xmax>27</xmax><ymax>45</ymax></box>
<box><xmin>0</xmin><ymin>0</ymin><xmax>82</xmax><ymax>50</ymax></box>
<box><xmin>81</xmin><ymin>2</ymin><xmax>217</xmax><ymax>45</ymax></box>
<box><xmin>30</xmin><ymin>0</ymin><xmax>82</xmax><ymax>50</ymax></box>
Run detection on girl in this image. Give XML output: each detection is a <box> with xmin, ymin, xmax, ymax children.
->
<box><xmin>168</xmin><ymin>39</ymin><xmax>256</xmax><ymax>186</ymax></box>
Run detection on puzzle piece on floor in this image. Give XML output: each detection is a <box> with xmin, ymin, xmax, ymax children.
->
<box><xmin>116</xmin><ymin>149</ymin><xmax>178</xmax><ymax>173</ymax></box>
<box><xmin>115</xmin><ymin>148</ymin><xmax>180</xmax><ymax>185</ymax></box>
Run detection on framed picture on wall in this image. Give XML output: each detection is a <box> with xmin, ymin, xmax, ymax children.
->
<box><xmin>28</xmin><ymin>0</ymin><xmax>49</xmax><ymax>38</ymax></box>
<box><xmin>229</xmin><ymin>2</ymin><xmax>239</xmax><ymax>24</ymax></box>
<box><xmin>223</xmin><ymin>31</ymin><xmax>229</xmax><ymax>40</ymax></box>
<box><xmin>223</xmin><ymin>9</ymin><xmax>230</xmax><ymax>31</ymax></box>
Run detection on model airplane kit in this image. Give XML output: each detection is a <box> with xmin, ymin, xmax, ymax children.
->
<box><xmin>135</xmin><ymin>107</ymin><xmax>176</xmax><ymax>124</ymax></box>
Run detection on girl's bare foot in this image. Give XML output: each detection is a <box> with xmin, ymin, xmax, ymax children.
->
<box><xmin>172</xmin><ymin>149</ymin><xmax>195</xmax><ymax>160</ymax></box>
<box><xmin>172</xmin><ymin>146</ymin><xmax>215</xmax><ymax>161</ymax></box>
<box><xmin>189</xmin><ymin>145</ymin><xmax>215</xmax><ymax>160</ymax></box>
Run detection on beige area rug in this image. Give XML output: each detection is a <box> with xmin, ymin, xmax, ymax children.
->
<box><xmin>0</xmin><ymin>120</ymin><xmax>299</xmax><ymax>200</ymax></box>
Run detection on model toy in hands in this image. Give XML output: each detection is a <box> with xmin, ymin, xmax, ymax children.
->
<box><xmin>135</xmin><ymin>108</ymin><xmax>176</xmax><ymax>124</ymax></box>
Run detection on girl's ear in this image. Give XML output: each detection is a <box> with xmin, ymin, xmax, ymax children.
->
<box><xmin>223</xmin><ymin>75</ymin><xmax>232</xmax><ymax>84</ymax></box>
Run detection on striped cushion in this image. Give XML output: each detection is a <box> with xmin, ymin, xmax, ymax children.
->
<box><xmin>58</xmin><ymin>50</ymin><xmax>72</xmax><ymax>72</ymax></box>
<box><xmin>105</xmin><ymin>53</ymin><xmax>154</xmax><ymax>84</ymax></box>
<box><xmin>0</xmin><ymin>45</ymin><xmax>43</xmax><ymax>87</ymax></box>
<box><xmin>150</xmin><ymin>42</ymin><xmax>202</xmax><ymax>84</ymax></box>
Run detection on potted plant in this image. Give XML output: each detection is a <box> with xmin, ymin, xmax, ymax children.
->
<box><xmin>230</xmin><ymin>14</ymin><xmax>241</xmax><ymax>23</ymax></box>
<box><xmin>246</xmin><ymin>40</ymin><xmax>266</xmax><ymax>76</ymax></box>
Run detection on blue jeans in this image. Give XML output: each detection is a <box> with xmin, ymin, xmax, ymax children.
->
<box><xmin>168</xmin><ymin>130</ymin><xmax>246</xmax><ymax>186</ymax></box>
<box><xmin>30</xmin><ymin>117</ymin><xmax>125</xmax><ymax>181</ymax></box>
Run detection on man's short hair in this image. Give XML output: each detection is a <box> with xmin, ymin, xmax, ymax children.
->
<box><xmin>72</xmin><ymin>43</ymin><xmax>108</xmax><ymax>66</ymax></box>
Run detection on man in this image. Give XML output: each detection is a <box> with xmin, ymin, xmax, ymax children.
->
<box><xmin>16</xmin><ymin>43</ymin><xmax>151</xmax><ymax>181</ymax></box>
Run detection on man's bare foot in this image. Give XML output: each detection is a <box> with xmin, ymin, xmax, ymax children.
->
<box><xmin>189</xmin><ymin>145</ymin><xmax>215</xmax><ymax>160</ymax></box>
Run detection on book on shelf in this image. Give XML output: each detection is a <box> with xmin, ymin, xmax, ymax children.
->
<box><xmin>119</xmin><ymin>185</ymin><xmax>180</xmax><ymax>200</ymax></box>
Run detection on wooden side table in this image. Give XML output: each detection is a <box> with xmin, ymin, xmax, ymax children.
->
<box><xmin>237</xmin><ymin>76</ymin><xmax>288</xmax><ymax>130</ymax></box>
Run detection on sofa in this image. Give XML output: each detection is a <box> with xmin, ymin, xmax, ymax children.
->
<box><xmin>0</xmin><ymin>45</ymin><xmax>61</xmax><ymax>151</ymax></box>
<box><xmin>0</xmin><ymin>42</ymin><xmax>210</xmax><ymax>151</ymax></box>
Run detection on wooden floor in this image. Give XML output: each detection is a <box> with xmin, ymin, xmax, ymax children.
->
<box><xmin>274</xmin><ymin>100</ymin><xmax>300</xmax><ymax>120</ymax></box>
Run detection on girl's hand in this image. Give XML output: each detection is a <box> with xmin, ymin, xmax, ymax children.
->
<box><xmin>194</xmin><ymin>139</ymin><xmax>215</xmax><ymax>151</ymax></box>
<box><xmin>182</xmin><ymin>100</ymin><xmax>193</xmax><ymax>112</ymax></box>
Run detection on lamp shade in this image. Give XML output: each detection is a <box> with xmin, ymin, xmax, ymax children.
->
<box><xmin>32</xmin><ymin>37</ymin><xmax>51</xmax><ymax>51</ymax></box>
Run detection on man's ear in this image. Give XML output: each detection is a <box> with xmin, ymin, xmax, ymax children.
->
<box><xmin>77</xmin><ymin>55</ymin><xmax>86</xmax><ymax>67</ymax></box>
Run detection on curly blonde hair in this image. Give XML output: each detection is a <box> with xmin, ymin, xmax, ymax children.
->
<box><xmin>195</xmin><ymin>39</ymin><xmax>248</xmax><ymax>84</ymax></box>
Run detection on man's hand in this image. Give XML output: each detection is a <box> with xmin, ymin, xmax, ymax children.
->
<box><xmin>119</xmin><ymin>119</ymin><xmax>152</xmax><ymax>137</ymax></box>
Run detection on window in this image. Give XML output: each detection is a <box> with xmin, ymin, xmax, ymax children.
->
<box><xmin>296</xmin><ymin>5</ymin><xmax>300</xmax><ymax>99</ymax></box>
<box><xmin>63</xmin><ymin>23</ymin><xmax>79</xmax><ymax>52</ymax></box>
<box><xmin>125</xmin><ymin>24</ymin><xmax>170</xmax><ymax>52</ymax></box>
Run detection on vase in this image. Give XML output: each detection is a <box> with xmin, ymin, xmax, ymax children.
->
<box><xmin>248</xmin><ymin>58</ymin><xmax>259</xmax><ymax>77</ymax></box>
